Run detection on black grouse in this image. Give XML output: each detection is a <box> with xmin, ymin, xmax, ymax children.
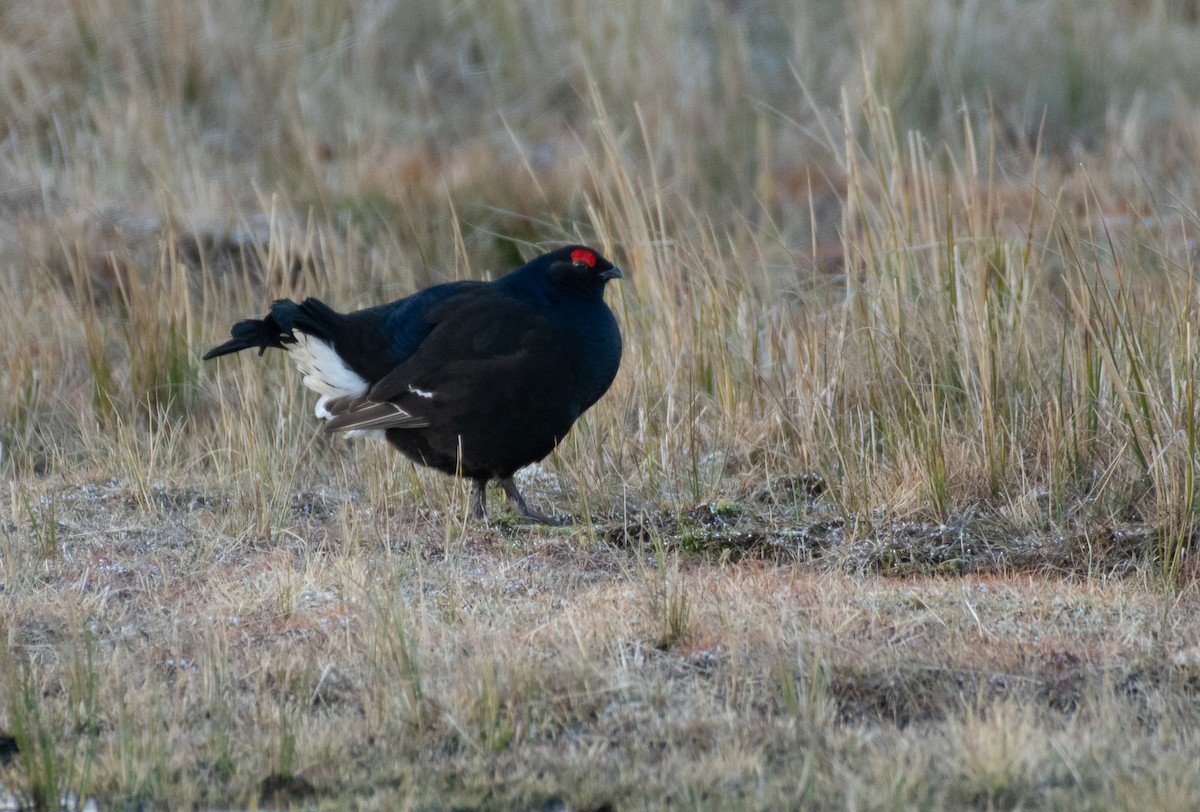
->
<box><xmin>203</xmin><ymin>245</ymin><xmax>623</xmax><ymax>523</ymax></box>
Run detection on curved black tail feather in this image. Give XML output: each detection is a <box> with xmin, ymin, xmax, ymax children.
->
<box><xmin>202</xmin><ymin>298</ymin><xmax>340</xmax><ymax>360</ymax></box>
<box><xmin>202</xmin><ymin>315</ymin><xmax>283</xmax><ymax>359</ymax></box>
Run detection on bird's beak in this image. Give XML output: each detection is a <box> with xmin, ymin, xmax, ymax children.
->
<box><xmin>599</xmin><ymin>266</ymin><xmax>624</xmax><ymax>281</ymax></box>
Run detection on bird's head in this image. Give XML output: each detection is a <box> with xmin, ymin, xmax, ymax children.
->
<box><xmin>533</xmin><ymin>245</ymin><xmax>624</xmax><ymax>294</ymax></box>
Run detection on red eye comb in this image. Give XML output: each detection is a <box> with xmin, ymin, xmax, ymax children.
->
<box><xmin>571</xmin><ymin>248</ymin><xmax>597</xmax><ymax>268</ymax></box>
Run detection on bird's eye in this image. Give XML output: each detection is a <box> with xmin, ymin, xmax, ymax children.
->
<box><xmin>570</xmin><ymin>248</ymin><xmax>597</xmax><ymax>269</ymax></box>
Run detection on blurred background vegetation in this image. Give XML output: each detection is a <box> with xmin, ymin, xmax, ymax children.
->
<box><xmin>5</xmin><ymin>0</ymin><xmax>1199</xmax><ymax>267</ymax></box>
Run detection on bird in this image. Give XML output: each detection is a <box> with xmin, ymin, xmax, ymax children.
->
<box><xmin>203</xmin><ymin>244</ymin><xmax>624</xmax><ymax>524</ymax></box>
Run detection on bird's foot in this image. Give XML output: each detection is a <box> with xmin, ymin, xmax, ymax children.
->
<box><xmin>469</xmin><ymin>479</ymin><xmax>489</xmax><ymax>521</ymax></box>
<box><xmin>498</xmin><ymin>477</ymin><xmax>565</xmax><ymax>526</ymax></box>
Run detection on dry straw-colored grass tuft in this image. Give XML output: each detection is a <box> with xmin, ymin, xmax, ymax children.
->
<box><xmin>4</xmin><ymin>1</ymin><xmax>1200</xmax><ymax>808</ymax></box>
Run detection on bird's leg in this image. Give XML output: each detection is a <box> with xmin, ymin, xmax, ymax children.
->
<box><xmin>469</xmin><ymin>478</ymin><xmax>488</xmax><ymax>520</ymax></box>
<box><xmin>498</xmin><ymin>477</ymin><xmax>562</xmax><ymax>525</ymax></box>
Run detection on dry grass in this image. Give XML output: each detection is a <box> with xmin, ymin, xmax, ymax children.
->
<box><xmin>4</xmin><ymin>0</ymin><xmax>1200</xmax><ymax>809</ymax></box>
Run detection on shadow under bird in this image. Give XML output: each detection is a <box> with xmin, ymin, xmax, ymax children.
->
<box><xmin>203</xmin><ymin>245</ymin><xmax>624</xmax><ymax>523</ymax></box>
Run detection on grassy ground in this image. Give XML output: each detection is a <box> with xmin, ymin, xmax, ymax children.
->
<box><xmin>4</xmin><ymin>1</ymin><xmax>1200</xmax><ymax>809</ymax></box>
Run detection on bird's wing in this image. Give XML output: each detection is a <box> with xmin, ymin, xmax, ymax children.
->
<box><xmin>321</xmin><ymin>285</ymin><xmax>588</xmax><ymax>436</ymax></box>
<box><xmin>324</xmin><ymin>280</ymin><xmax>484</xmax><ymax>381</ymax></box>
<box><xmin>317</xmin><ymin>289</ymin><xmax>562</xmax><ymax>436</ymax></box>
<box><xmin>320</xmin><ymin>396</ymin><xmax>431</xmax><ymax>433</ymax></box>
<box><xmin>365</xmin><ymin>289</ymin><xmax>552</xmax><ymax>404</ymax></box>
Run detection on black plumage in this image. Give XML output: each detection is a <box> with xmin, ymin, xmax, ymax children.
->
<box><xmin>204</xmin><ymin>245</ymin><xmax>624</xmax><ymax>523</ymax></box>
